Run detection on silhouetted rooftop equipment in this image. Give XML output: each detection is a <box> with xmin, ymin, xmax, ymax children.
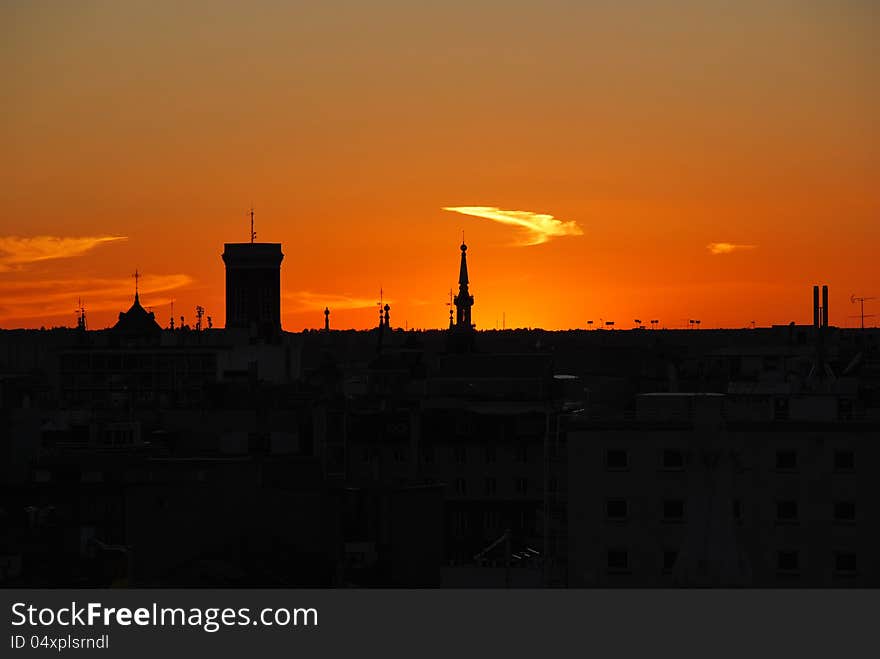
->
<box><xmin>813</xmin><ymin>284</ymin><xmax>830</xmax><ymax>328</ymax></box>
<box><xmin>850</xmin><ymin>295</ymin><xmax>875</xmax><ymax>329</ymax></box>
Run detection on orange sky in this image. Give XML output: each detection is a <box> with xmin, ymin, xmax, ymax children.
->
<box><xmin>2</xmin><ymin>1</ymin><xmax>878</xmax><ymax>331</ymax></box>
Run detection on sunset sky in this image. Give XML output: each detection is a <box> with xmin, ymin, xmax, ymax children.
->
<box><xmin>2</xmin><ymin>1</ymin><xmax>877</xmax><ymax>331</ymax></box>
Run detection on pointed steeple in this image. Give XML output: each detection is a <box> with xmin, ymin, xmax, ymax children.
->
<box><xmin>132</xmin><ymin>269</ymin><xmax>141</xmax><ymax>305</ymax></box>
<box><xmin>459</xmin><ymin>241</ymin><xmax>469</xmax><ymax>286</ymax></box>
<box><xmin>453</xmin><ymin>241</ymin><xmax>474</xmax><ymax>330</ymax></box>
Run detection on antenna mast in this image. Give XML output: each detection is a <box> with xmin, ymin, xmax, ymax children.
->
<box><xmin>850</xmin><ymin>295</ymin><xmax>876</xmax><ymax>330</ymax></box>
<box><xmin>75</xmin><ymin>298</ymin><xmax>87</xmax><ymax>331</ymax></box>
<box><xmin>250</xmin><ymin>207</ymin><xmax>256</xmax><ymax>243</ymax></box>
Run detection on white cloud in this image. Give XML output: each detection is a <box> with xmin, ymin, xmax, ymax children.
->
<box><xmin>443</xmin><ymin>206</ymin><xmax>583</xmax><ymax>246</ymax></box>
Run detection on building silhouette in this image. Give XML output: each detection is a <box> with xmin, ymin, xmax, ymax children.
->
<box><xmin>1</xmin><ymin>227</ymin><xmax>879</xmax><ymax>588</ymax></box>
<box><xmin>222</xmin><ymin>242</ymin><xmax>284</xmax><ymax>337</ymax></box>
<box><xmin>449</xmin><ymin>241</ymin><xmax>476</xmax><ymax>353</ymax></box>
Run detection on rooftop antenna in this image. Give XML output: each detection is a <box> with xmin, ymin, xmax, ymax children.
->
<box><xmin>850</xmin><ymin>295</ymin><xmax>876</xmax><ymax>330</ymax></box>
<box><xmin>249</xmin><ymin>206</ymin><xmax>256</xmax><ymax>243</ymax></box>
<box><xmin>131</xmin><ymin>269</ymin><xmax>140</xmax><ymax>300</ymax></box>
<box><xmin>170</xmin><ymin>299</ymin><xmax>175</xmax><ymax>330</ymax></box>
<box><xmin>75</xmin><ymin>298</ymin><xmax>87</xmax><ymax>331</ymax></box>
<box><xmin>377</xmin><ymin>286</ymin><xmax>384</xmax><ymax>326</ymax></box>
<box><xmin>446</xmin><ymin>287</ymin><xmax>454</xmax><ymax>328</ymax></box>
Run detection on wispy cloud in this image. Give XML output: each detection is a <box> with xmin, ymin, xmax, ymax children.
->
<box><xmin>284</xmin><ymin>291</ymin><xmax>386</xmax><ymax>312</ymax></box>
<box><xmin>0</xmin><ymin>274</ymin><xmax>192</xmax><ymax>324</ymax></box>
<box><xmin>707</xmin><ymin>242</ymin><xmax>757</xmax><ymax>255</ymax></box>
<box><xmin>0</xmin><ymin>235</ymin><xmax>127</xmax><ymax>271</ymax></box>
<box><xmin>443</xmin><ymin>206</ymin><xmax>583</xmax><ymax>246</ymax></box>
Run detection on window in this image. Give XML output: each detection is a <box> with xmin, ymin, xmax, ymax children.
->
<box><xmin>776</xmin><ymin>500</ymin><xmax>799</xmax><ymax>523</ymax></box>
<box><xmin>515</xmin><ymin>478</ymin><xmax>529</xmax><ymax>495</ymax></box>
<box><xmin>833</xmin><ymin>450</ymin><xmax>855</xmax><ymax>472</ymax></box>
<box><xmin>548</xmin><ymin>477</ymin><xmax>558</xmax><ymax>494</ymax></box>
<box><xmin>605</xmin><ymin>498</ymin><xmax>628</xmax><ymax>521</ymax></box>
<box><xmin>516</xmin><ymin>444</ymin><xmax>529</xmax><ymax>463</ymax></box>
<box><xmin>422</xmin><ymin>446</ymin><xmax>435</xmax><ymax>464</ymax></box>
<box><xmin>777</xmin><ymin>550</ymin><xmax>799</xmax><ymax>573</ymax></box>
<box><xmin>661</xmin><ymin>449</ymin><xmax>685</xmax><ymax>471</ymax></box>
<box><xmin>485</xmin><ymin>477</ymin><xmax>497</xmax><ymax>496</ymax></box>
<box><xmin>484</xmin><ymin>510</ymin><xmax>500</xmax><ymax>530</ymax></box>
<box><xmin>607</xmin><ymin>549</ymin><xmax>629</xmax><ymax>572</ymax></box>
<box><xmin>834</xmin><ymin>551</ymin><xmax>857</xmax><ymax>576</ymax></box>
<box><xmin>453</xmin><ymin>446</ymin><xmax>467</xmax><ymax>465</ymax></box>
<box><xmin>485</xmin><ymin>445</ymin><xmax>496</xmax><ymax>463</ymax></box>
<box><xmin>833</xmin><ymin>501</ymin><xmax>856</xmax><ymax>524</ymax></box>
<box><xmin>605</xmin><ymin>449</ymin><xmax>629</xmax><ymax>470</ymax></box>
<box><xmin>393</xmin><ymin>448</ymin><xmax>407</xmax><ymax>463</ymax></box>
<box><xmin>775</xmin><ymin>450</ymin><xmax>797</xmax><ymax>471</ymax></box>
<box><xmin>732</xmin><ymin>499</ymin><xmax>743</xmax><ymax>524</ymax></box>
<box><xmin>663</xmin><ymin>550</ymin><xmax>678</xmax><ymax>572</ymax></box>
<box><xmin>662</xmin><ymin>499</ymin><xmax>686</xmax><ymax>523</ymax></box>
<box><xmin>453</xmin><ymin>511</ymin><xmax>468</xmax><ymax>534</ymax></box>
<box><xmin>773</xmin><ymin>398</ymin><xmax>790</xmax><ymax>421</ymax></box>
<box><xmin>454</xmin><ymin>478</ymin><xmax>467</xmax><ymax>496</ymax></box>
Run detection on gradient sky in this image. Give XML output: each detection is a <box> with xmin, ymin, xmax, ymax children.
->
<box><xmin>2</xmin><ymin>1</ymin><xmax>878</xmax><ymax>331</ymax></box>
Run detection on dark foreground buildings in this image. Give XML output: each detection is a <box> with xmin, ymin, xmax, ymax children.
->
<box><xmin>1</xmin><ymin>239</ymin><xmax>879</xmax><ymax>587</ymax></box>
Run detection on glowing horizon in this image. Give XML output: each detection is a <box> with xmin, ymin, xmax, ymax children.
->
<box><xmin>1</xmin><ymin>1</ymin><xmax>878</xmax><ymax>331</ymax></box>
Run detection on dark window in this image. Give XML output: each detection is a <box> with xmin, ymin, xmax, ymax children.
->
<box><xmin>663</xmin><ymin>550</ymin><xmax>678</xmax><ymax>571</ymax></box>
<box><xmin>776</xmin><ymin>500</ymin><xmax>799</xmax><ymax>523</ymax></box>
<box><xmin>454</xmin><ymin>478</ymin><xmax>467</xmax><ymax>496</ymax></box>
<box><xmin>834</xmin><ymin>552</ymin><xmax>857</xmax><ymax>575</ymax></box>
<box><xmin>774</xmin><ymin>398</ymin><xmax>790</xmax><ymax>420</ymax></box>
<box><xmin>775</xmin><ymin>450</ymin><xmax>797</xmax><ymax>471</ymax></box>
<box><xmin>422</xmin><ymin>447</ymin><xmax>435</xmax><ymax>464</ymax></box>
<box><xmin>833</xmin><ymin>450</ymin><xmax>855</xmax><ymax>472</ymax></box>
<box><xmin>607</xmin><ymin>549</ymin><xmax>629</xmax><ymax>572</ymax></box>
<box><xmin>833</xmin><ymin>501</ymin><xmax>856</xmax><ymax>523</ymax></box>
<box><xmin>662</xmin><ymin>499</ymin><xmax>686</xmax><ymax>522</ymax></box>
<box><xmin>777</xmin><ymin>550</ymin><xmax>799</xmax><ymax>572</ymax></box>
<box><xmin>548</xmin><ymin>477</ymin><xmax>558</xmax><ymax>494</ymax></box>
<box><xmin>484</xmin><ymin>510</ymin><xmax>500</xmax><ymax>529</ymax></box>
<box><xmin>661</xmin><ymin>449</ymin><xmax>685</xmax><ymax>470</ymax></box>
<box><xmin>453</xmin><ymin>446</ymin><xmax>467</xmax><ymax>464</ymax></box>
<box><xmin>485</xmin><ymin>477</ymin><xmax>497</xmax><ymax>496</ymax></box>
<box><xmin>515</xmin><ymin>478</ymin><xmax>528</xmax><ymax>495</ymax></box>
<box><xmin>393</xmin><ymin>448</ymin><xmax>407</xmax><ymax>463</ymax></box>
<box><xmin>605</xmin><ymin>449</ymin><xmax>629</xmax><ymax>470</ymax></box>
<box><xmin>605</xmin><ymin>498</ymin><xmax>628</xmax><ymax>521</ymax></box>
<box><xmin>516</xmin><ymin>444</ymin><xmax>529</xmax><ymax>463</ymax></box>
<box><xmin>485</xmin><ymin>445</ymin><xmax>496</xmax><ymax>463</ymax></box>
<box><xmin>732</xmin><ymin>499</ymin><xmax>743</xmax><ymax>523</ymax></box>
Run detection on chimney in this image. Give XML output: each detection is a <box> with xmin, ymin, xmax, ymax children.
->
<box><xmin>813</xmin><ymin>285</ymin><xmax>820</xmax><ymax>327</ymax></box>
<box><xmin>822</xmin><ymin>285</ymin><xmax>829</xmax><ymax>328</ymax></box>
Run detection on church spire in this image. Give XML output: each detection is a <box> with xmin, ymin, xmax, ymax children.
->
<box><xmin>459</xmin><ymin>239</ymin><xmax>469</xmax><ymax>287</ymax></box>
<box><xmin>453</xmin><ymin>240</ymin><xmax>474</xmax><ymax>330</ymax></box>
<box><xmin>132</xmin><ymin>269</ymin><xmax>141</xmax><ymax>304</ymax></box>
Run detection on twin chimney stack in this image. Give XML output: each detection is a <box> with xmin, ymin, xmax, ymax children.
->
<box><xmin>812</xmin><ymin>285</ymin><xmax>829</xmax><ymax>328</ymax></box>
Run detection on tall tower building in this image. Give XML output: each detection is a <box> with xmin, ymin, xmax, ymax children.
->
<box><xmin>222</xmin><ymin>224</ymin><xmax>284</xmax><ymax>335</ymax></box>
<box><xmin>448</xmin><ymin>240</ymin><xmax>475</xmax><ymax>353</ymax></box>
<box><xmin>454</xmin><ymin>241</ymin><xmax>474</xmax><ymax>330</ymax></box>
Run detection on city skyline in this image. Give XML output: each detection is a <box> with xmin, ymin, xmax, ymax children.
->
<box><xmin>2</xmin><ymin>1</ymin><xmax>878</xmax><ymax>331</ymax></box>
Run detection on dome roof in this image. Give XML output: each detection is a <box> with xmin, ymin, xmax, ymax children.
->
<box><xmin>113</xmin><ymin>294</ymin><xmax>162</xmax><ymax>334</ymax></box>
